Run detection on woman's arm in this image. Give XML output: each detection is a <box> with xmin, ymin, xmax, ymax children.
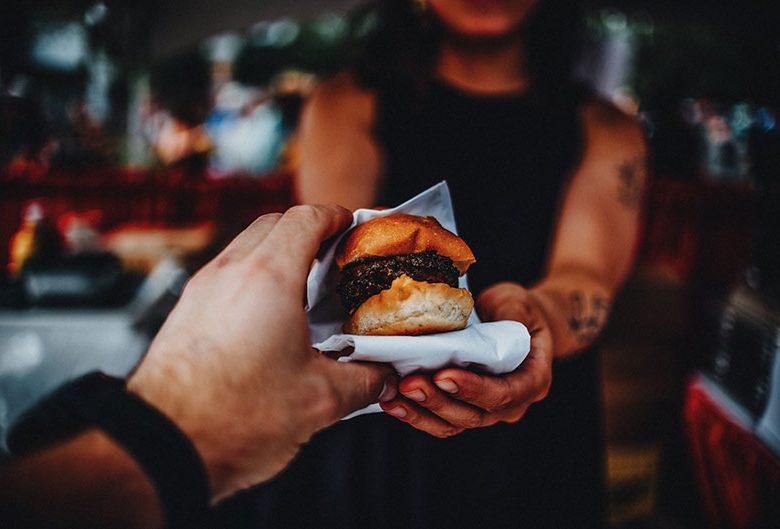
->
<box><xmin>382</xmin><ymin>101</ymin><xmax>648</xmax><ymax>436</ymax></box>
<box><xmin>485</xmin><ymin>101</ymin><xmax>647</xmax><ymax>359</ymax></box>
<box><xmin>296</xmin><ymin>73</ymin><xmax>382</xmax><ymax>210</ymax></box>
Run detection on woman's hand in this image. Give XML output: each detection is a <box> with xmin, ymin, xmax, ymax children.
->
<box><xmin>379</xmin><ymin>282</ymin><xmax>552</xmax><ymax>437</ymax></box>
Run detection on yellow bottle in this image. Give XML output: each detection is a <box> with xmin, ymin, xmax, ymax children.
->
<box><xmin>8</xmin><ymin>202</ymin><xmax>44</xmax><ymax>277</ymax></box>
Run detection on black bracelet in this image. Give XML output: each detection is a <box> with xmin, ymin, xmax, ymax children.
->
<box><xmin>8</xmin><ymin>372</ymin><xmax>213</xmax><ymax>529</ymax></box>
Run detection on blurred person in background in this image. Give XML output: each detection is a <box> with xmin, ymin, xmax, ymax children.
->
<box><xmin>268</xmin><ymin>1</ymin><xmax>647</xmax><ymax>528</ymax></box>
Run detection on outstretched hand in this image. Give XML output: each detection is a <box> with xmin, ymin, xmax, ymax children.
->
<box><xmin>129</xmin><ymin>205</ymin><xmax>395</xmax><ymax>500</ymax></box>
<box><xmin>380</xmin><ymin>282</ymin><xmax>552</xmax><ymax>438</ymax></box>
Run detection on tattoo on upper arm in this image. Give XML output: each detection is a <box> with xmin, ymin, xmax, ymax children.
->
<box><xmin>567</xmin><ymin>291</ymin><xmax>611</xmax><ymax>344</ymax></box>
<box><xmin>616</xmin><ymin>156</ymin><xmax>647</xmax><ymax>208</ymax></box>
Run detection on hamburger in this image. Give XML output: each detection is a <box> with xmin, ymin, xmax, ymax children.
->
<box><xmin>335</xmin><ymin>213</ymin><xmax>476</xmax><ymax>335</ymax></box>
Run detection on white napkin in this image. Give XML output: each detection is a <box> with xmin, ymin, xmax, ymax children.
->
<box><xmin>306</xmin><ymin>182</ymin><xmax>531</xmax><ymax>417</ymax></box>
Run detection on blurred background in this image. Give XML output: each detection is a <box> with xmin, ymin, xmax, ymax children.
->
<box><xmin>1</xmin><ymin>1</ymin><xmax>779</xmax><ymax>527</ymax></box>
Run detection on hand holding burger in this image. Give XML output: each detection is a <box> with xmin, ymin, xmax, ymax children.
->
<box><xmin>0</xmin><ymin>206</ymin><xmax>397</xmax><ymax>528</ymax></box>
<box><xmin>380</xmin><ymin>283</ymin><xmax>554</xmax><ymax>438</ymax></box>
<box><xmin>330</xmin><ymin>213</ymin><xmax>552</xmax><ymax>441</ymax></box>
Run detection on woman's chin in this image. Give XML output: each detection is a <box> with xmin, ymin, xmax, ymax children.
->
<box><xmin>442</xmin><ymin>20</ymin><xmax>522</xmax><ymax>43</ymax></box>
<box><xmin>431</xmin><ymin>0</ymin><xmax>538</xmax><ymax>41</ymax></box>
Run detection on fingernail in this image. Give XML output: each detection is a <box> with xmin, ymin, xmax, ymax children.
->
<box><xmin>385</xmin><ymin>406</ymin><xmax>408</xmax><ymax>418</ymax></box>
<box><xmin>435</xmin><ymin>379</ymin><xmax>458</xmax><ymax>394</ymax></box>
<box><xmin>378</xmin><ymin>379</ymin><xmax>397</xmax><ymax>402</ymax></box>
<box><xmin>402</xmin><ymin>389</ymin><xmax>426</xmax><ymax>402</ymax></box>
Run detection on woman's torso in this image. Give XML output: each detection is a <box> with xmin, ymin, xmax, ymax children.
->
<box><xmin>377</xmin><ymin>80</ymin><xmax>581</xmax><ymax>293</ymax></box>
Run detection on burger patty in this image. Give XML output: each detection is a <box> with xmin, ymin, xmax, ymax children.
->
<box><xmin>338</xmin><ymin>251</ymin><xmax>459</xmax><ymax>312</ymax></box>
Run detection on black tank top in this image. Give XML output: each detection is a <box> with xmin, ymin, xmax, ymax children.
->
<box><xmin>377</xmin><ymin>80</ymin><xmax>582</xmax><ymax>294</ymax></box>
<box><xmin>236</xmin><ymin>82</ymin><xmax>606</xmax><ymax>529</ymax></box>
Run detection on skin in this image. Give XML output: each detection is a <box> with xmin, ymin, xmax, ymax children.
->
<box><xmin>432</xmin><ymin>0</ymin><xmax>538</xmax><ymax>94</ymax></box>
<box><xmin>296</xmin><ymin>2</ymin><xmax>646</xmax><ymax>438</ymax></box>
<box><xmin>429</xmin><ymin>0</ymin><xmax>539</xmax><ymax>40</ymax></box>
<box><xmin>0</xmin><ymin>205</ymin><xmax>396</xmax><ymax>528</ymax></box>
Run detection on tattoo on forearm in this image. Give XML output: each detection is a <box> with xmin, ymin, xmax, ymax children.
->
<box><xmin>567</xmin><ymin>291</ymin><xmax>611</xmax><ymax>344</ymax></box>
<box><xmin>616</xmin><ymin>156</ymin><xmax>647</xmax><ymax>208</ymax></box>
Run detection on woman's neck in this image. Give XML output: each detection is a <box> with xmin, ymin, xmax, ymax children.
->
<box><xmin>436</xmin><ymin>36</ymin><xmax>528</xmax><ymax>95</ymax></box>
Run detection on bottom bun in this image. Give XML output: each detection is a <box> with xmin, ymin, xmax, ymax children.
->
<box><xmin>343</xmin><ymin>274</ymin><xmax>474</xmax><ymax>336</ymax></box>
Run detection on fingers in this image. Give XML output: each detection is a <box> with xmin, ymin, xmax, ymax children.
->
<box><xmin>396</xmin><ymin>375</ymin><xmax>488</xmax><ymax>429</ymax></box>
<box><xmin>476</xmin><ymin>282</ymin><xmax>530</xmax><ymax>322</ymax></box>
<box><xmin>380</xmin><ymin>289</ymin><xmax>553</xmax><ymax>437</ymax></box>
<box><xmin>379</xmin><ymin>399</ymin><xmax>465</xmax><ymax>439</ymax></box>
<box><xmin>433</xmin><ymin>369</ymin><xmax>511</xmax><ymax>412</ymax></box>
<box><xmin>379</xmin><ymin>350</ymin><xmax>552</xmax><ymax>436</ymax></box>
<box><xmin>318</xmin><ymin>357</ymin><xmax>396</xmax><ymax>423</ymax></box>
<box><xmin>213</xmin><ymin>213</ymin><xmax>283</xmax><ymax>265</ymax></box>
<box><xmin>251</xmin><ymin>204</ymin><xmax>353</xmax><ymax>285</ymax></box>
<box><xmin>432</xmin><ymin>362</ymin><xmax>549</xmax><ymax>413</ymax></box>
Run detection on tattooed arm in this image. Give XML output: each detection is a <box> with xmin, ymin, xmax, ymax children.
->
<box><xmin>474</xmin><ymin>102</ymin><xmax>646</xmax><ymax>363</ymax></box>
<box><xmin>377</xmin><ymin>102</ymin><xmax>647</xmax><ymax>436</ymax></box>
<box><xmin>524</xmin><ymin>102</ymin><xmax>647</xmax><ymax>358</ymax></box>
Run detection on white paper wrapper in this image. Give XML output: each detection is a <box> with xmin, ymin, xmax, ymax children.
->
<box><xmin>306</xmin><ymin>182</ymin><xmax>531</xmax><ymax>417</ymax></box>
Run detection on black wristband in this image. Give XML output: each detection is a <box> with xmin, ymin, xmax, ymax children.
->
<box><xmin>8</xmin><ymin>372</ymin><xmax>212</xmax><ymax>529</ymax></box>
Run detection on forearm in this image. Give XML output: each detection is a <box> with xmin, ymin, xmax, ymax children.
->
<box><xmin>530</xmin><ymin>267</ymin><xmax>614</xmax><ymax>359</ymax></box>
<box><xmin>0</xmin><ymin>430</ymin><xmax>162</xmax><ymax>529</ymax></box>
<box><xmin>296</xmin><ymin>74</ymin><xmax>381</xmax><ymax>211</ymax></box>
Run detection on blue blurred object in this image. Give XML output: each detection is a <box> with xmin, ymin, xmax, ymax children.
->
<box><xmin>205</xmin><ymin>83</ymin><xmax>285</xmax><ymax>176</ymax></box>
<box><xmin>0</xmin><ymin>257</ymin><xmax>188</xmax><ymax>455</ymax></box>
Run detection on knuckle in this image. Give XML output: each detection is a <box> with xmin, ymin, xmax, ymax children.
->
<box><xmin>247</xmin><ymin>250</ymin><xmax>288</xmax><ymax>286</ymax></box>
<box><xmin>423</xmin><ymin>394</ymin><xmax>445</xmax><ymax>411</ymax></box>
<box><xmin>291</xmin><ymin>367</ymin><xmax>341</xmax><ymax>428</ymax></box>
<box><xmin>458</xmin><ymin>410</ymin><xmax>484</xmax><ymax>429</ymax></box>
<box><xmin>213</xmin><ymin>254</ymin><xmax>232</xmax><ymax>269</ymax></box>
<box><xmin>489</xmin><ymin>379</ymin><xmax>514</xmax><ymax>411</ymax></box>
<box><xmin>432</xmin><ymin>426</ymin><xmax>462</xmax><ymax>439</ymax></box>
<box><xmin>285</xmin><ymin>204</ymin><xmax>321</xmax><ymax>224</ymax></box>
<box><xmin>498</xmin><ymin>406</ymin><xmax>528</xmax><ymax>424</ymax></box>
<box><xmin>246</xmin><ymin>212</ymin><xmax>283</xmax><ymax>233</ymax></box>
<box><xmin>181</xmin><ymin>270</ymin><xmax>207</xmax><ymax>296</ymax></box>
<box><xmin>495</xmin><ymin>391</ymin><xmax>514</xmax><ymax>411</ymax></box>
<box><xmin>533</xmin><ymin>372</ymin><xmax>552</xmax><ymax>403</ymax></box>
<box><xmin>258</xmin><ymin>211</ymin><xmax>283</xmax><ymax>224</ymax></box>
<box><xmin>444</xmin><ymin>427</ymin><xmax>465</xmax><ymax>438</ymax></box>
<box><xmin>319</xmin><ymin>391</ymin><xmax>341</xmax><ymax>424</ymax></box>
<box><xmin>307</xmin><ymin>373</ymin><xmax>341</xmax><ymax>425</ymax></box>
<box><xmin>481</xmin><ymin>415</ymin><xmax>501</xmax><ymax>427</ymax></box>
<box><xmin>475</xmin><ymin>290</ymin><xmax>495</xmax><ymax>308</ymax></box>
<box><xmin>359</xmin><ymin>368</ymin><xmax>383</xmax><ymax>405</ymax></box>
<box><xmin>455</xmin><ymin>375</ymin><xmax>483</xmax><ymax>401</ymax></box>
<box><xmin>538</xmin><ymin>380</ymin><xmax>552</xmax><ymax>402</ymax></box>
<box><xmin>400</xmin><ymin>409</ymin><xmax>419</xmax><ymax>425</ymax></box>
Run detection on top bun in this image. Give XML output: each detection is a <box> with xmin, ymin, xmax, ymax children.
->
<box><xmin>335</xmin><ymin>213</ymin><xmax>476</xmax><ymax>274</ymax></box>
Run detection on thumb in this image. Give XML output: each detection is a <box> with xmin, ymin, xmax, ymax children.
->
<box><xmin>318</xmin><ymin>358</ymin><xmax>396</xmax><ymax>420</ymax></box>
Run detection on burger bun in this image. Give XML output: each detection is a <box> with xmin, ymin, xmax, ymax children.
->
<box><xmin>343</xmin><ymin>275</ymin><xmax>473</xmax><ymax>336</ymax></box>
<box><xmin>336</xmin><ymin>214</ymin><xmax>476</xmax><ymax>274</ymax></box>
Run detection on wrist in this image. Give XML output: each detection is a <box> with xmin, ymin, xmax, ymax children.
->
<box><xmin>7</xmin><ymin>372</ymin><xmax>212</xmax><ymax>528</ymax></box>
<box><xmin>529</xmin><ymin>282</ymin><xmax>610</xmax><ymax>358</ymax></box>
<box><xmin>526</xmin><ymin>288</ymin><xmax>553</xmax><ymax>327</ymax></box>
<box><xmin>526</xmin><ymin>288</ymin><xmax>556</xmax><ymax>347</ymax></box>
<box><xmin>77</xmin><ymin>429</ymin><xmax>165</xmax><ymax>529</ymax></box>
<box><xmin>125</xmin><ymin>371</ymin><xmax>224</xmax><ymax>500</ymax></box>
<box><xmin>127</xmin><ymin>367</ymin><xmax>270</xmax><ymax>502</ymax></box>
<box><xmin>1</xmin><ymin>429</ymin><xmax>163</xmax><ymax>529</ymax></box>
